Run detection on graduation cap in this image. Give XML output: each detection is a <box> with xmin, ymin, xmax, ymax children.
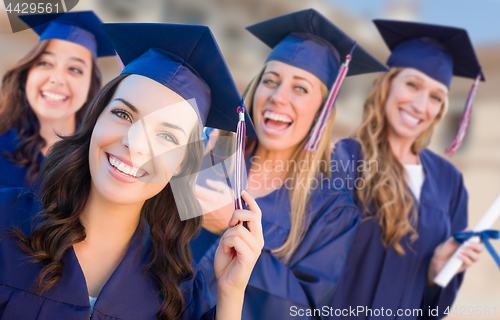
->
<box><xmin>374</xmin><ymin>20</ymin><xmax>484</xmax><ymax>156</ymax></box>
<box><xmin>101</xmin><ymin>23</ymin><xmax>257</xmax><ymax>139</ymax></box>
<box><xmin>19</xmin><ymin>11</ymin><xmax>115</xmax><ymax>59</ymax></box>
<box><xmin>246</xmin><ymin>9</ymin><xmax>388</xmax><ymax>152</ymax></box>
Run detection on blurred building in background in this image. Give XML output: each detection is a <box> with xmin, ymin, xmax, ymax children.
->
<box><xmin>1</xmin><ymin>0</ymin><xmax>499</xmax><ymax>317</ymax></box>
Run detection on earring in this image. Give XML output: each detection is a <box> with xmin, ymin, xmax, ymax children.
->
<box><xmin>175</xmin><ymin>170</ymin><xmax>178</xmax><ymax>174</ymax></box>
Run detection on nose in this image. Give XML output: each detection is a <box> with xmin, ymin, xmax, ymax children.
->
<box><xmin>269</xmin><ymin>83</ymin><xmax>289</xmax><ymax>106</ymax></box>
<box><xmin>49</xmin><ymin>67</ymin><xmax>66</xmax><ymax>86</ymax></box>
<box><xmin>411</xmin><ymin>91</ymin><xmax>429</xmax><ymax>113</ymax></box>
<box><xmin>122</xmin><ymin>123</ymin><xmax>152</xmax><ymax>158</ymax></box>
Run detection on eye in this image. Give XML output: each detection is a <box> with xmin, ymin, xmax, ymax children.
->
<box><xmin>158</xmin><ymin>132</ymin><xmax>179</xmax><ymax>145</ymax></box>
<box><xmin>262</xmin><ymin>79</ymin><xmax>277</xmax><ymax>86</ymax></box>
<box><xmin>111</xmin><ymin>109</ymin><xmax>132</xmax><ymax>123</ymax></box>
<box><xmin>37</xmin><ymin>60</ymin><xmax>52</xmax><ymax>67</ymax></box>
<box><xmin>406</xmin><ymin>81</ymin><xmax>418</xmax><ymax>89</ymax></box>
<box><xmin>295</xmin><ymin>86</ymin><xmax>308</xmax><ymax>94</ymax></box>
<box><xmin>431</xmin><ymin>95</ymin><xmax>443</xmax><ymax>103</ymax></box>
<box><xmin>69</xmin><ymin>67</ymin><xmax>83</xmax><ymax>75</ymax></box>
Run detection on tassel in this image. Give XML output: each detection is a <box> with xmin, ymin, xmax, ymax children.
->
<box><xmin>305</xmin><ymin>42</ymin><xmax>357</xmax><ymax>153</ymax></box>
<box><xmin>234</xmin><ymin>105</ymin><xmax>247</xmax><ymax>210</ymax></box>
<box><xmin>232</xmin><ymin>105</ymin><xmax>247</xmax><ymax>259</ymax></box>
<box><xmin>445</xmin><ymin>73</ymin><xmax>481</xmax><ymax>157</ymax></box>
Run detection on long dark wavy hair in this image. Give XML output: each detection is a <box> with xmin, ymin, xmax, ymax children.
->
<box><xmin>13</xmin><ymin>74</ymin><xmax>204</xmax><ymax>320</ymax></box>
<box><xmin>0</xmin><ymin>39</ymin><xmax>102</xmax><ymax>185</ymax></box>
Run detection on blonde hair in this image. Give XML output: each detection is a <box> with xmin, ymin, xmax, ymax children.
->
<box><xmin>242</xmin><ymin>62</ymin><xmax>332</xmax><ymax>262</ymax></box>
<box><xmin>354</xmin><ymin>67</ymin><xmax>449</xmax><ymax>254</ymax></box>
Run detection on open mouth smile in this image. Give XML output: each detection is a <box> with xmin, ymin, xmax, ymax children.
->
<box><xmin>41</xmin><ymin>90</ymin><xmax>69</xmax><ymax>103</ymax></box>
<box><xmin>262</xmin><ymin>109</ymin><xmax>293</xmax><ymax>134</ymax></box>
<box><xmin>106</xmin><ymin>153</ymin><xmax>148</xmax><ymax>179</ymax></box>
<box><xmin>399</xmin><ymin>108</ymin><xmax>422</xmax><ymax>127</ymax></box>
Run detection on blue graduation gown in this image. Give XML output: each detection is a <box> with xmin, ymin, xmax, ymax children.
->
<box><xmin>191</xmin><ymin>154</ymin><xmax>360</xmax><ymax>320</ymax></box>
<box><xmin>0</xmin><ymin>129</ymin><xmax>44</xmax><ymax>189</ymax></box>
<box><xmin>328</xmin><ymin>138</ymin><xmax>467</xmax><ymax>320</ymax></box>
<box><xmin>0</xmin><ymin>187</ymin><xmax>215</xmax><ymax>320</ymax></box>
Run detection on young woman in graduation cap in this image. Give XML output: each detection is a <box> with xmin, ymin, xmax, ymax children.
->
<box><xmin>0</xmin><ymin>23</ymin><xmax>264</xmax><ymax>320</ymax></box>
<box><xmin>328</xmin><ymin>20</ymin><xmax>485</xmax><ymax>319</ymax></box>
<box><xmin>190</xmin><ymin>9</ymin><xmax>388</xmax><ymax>319</ymax></box>
<box><xmin>0</xmin><ymin>11</ymin><xmax>115</xmax><ymax>189</ymax></box>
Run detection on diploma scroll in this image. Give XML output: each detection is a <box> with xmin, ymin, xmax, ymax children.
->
<box><xmin>434</xmin><ymin>194</ymin><xmax>500</xmax><ymax>287</ymax></box>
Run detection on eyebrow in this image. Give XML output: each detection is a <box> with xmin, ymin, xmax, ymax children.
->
<box><xmin>161</xmin><ymin>122</ymin><xmax>186</xmax><ymax>135</ymax></box>
<box><xmin>406</xmin><ymin>75</ymin><xmax>448</xmax><ymax>94</ymax></box>
<box><xmin>113</xmin><ymin>98</ymin><xmax>138</xmax><ymax>113</ymax></box>
<box><xmin>70</xmin><ymin>57</ymin><xmax>88</xmax><ymax>67</ymax></box>
<box><xmin>435</xmin><ymin>88</ymin><xmax>447</xmax><ymax>95</ymax></box>
<box><xmin>405</xmin><ymin>74</ymin><xmax>425</xmax><ymax>82</ymax></box>
<box><xmin>41</xmin><ymin>51</ymin><xmax>88</xmax><ymax>67</ymax></box>
<box><xmin>113</xmin><ymin>98</ymin><xmax>187</xmax><ymax>135</ymax></box>
<box><xmin>263</xmin><ymin>71</ymin><xmax>279</xmax><ymax>77</ymax></box>
<box><xmin>263</xmin><ymin>71</ymin><xmax>313</xmax><ymax>86</ymax></box>
<box><xmin>293</xmin><ymin>75</ymin><xmax>312</xmax><ymax>86</ymax></box>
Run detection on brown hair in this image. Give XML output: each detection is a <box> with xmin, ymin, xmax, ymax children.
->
<box><xmin>13</xmin><ymin>74</ymin><xmax>204</xmax><ymax>320</ymax></box>
<box><xmin>354</xmin><ymin>67</ymin><xmax>448</xmax><ymax>254</ymax></box>
<box><xmin>242</xmin><ymin>62</ymin><xmax>332</xmax><ymax>262</ymax></box>
<box><xmin>0</xmin><ymin>39</ymin><xmax>102</xmax><ymax>184</ymax></box>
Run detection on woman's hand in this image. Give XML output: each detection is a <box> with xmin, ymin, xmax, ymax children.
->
<box><xmin>195</xmin><ymin>179</ymin><xmax>234</xmax><ymax>236</ymax></box>
<box><xmin>213</xmin><ymin>191</ymin><xmax>264</xmax><ymax>319</ymax></box>
<box><xmin>427</xmin><ymin>228</ymin><xmax>484</xmax><ymax>286</ymax></box>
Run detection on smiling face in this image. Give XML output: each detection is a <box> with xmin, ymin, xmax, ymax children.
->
<box><xmin>25</xmin><ymin>39</ymin><xmax>93</xmax><ymax>124</ymax></box>
<box><xmin>88</xmin><ymin>75</ymin><xmax>199</xmax><ymax>206</ymax></box>
<box><xmin>252</xmin><ymin>60</ymin><xmax>325</xmax><ymax>153</ymax></box>
<box><xmin>384</xmin><ymin>68</ymin><xmax>448</xmax><ymax>143</ymax></box>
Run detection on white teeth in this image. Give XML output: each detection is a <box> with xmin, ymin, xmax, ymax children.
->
<box><xmin>108</xmin><ymin>155</ymin><xmax>145</xmax><ymax>178</ymax></box>
<box><xmin>264</xmin><ymin>110</ymin><xmax>292</xmax><ymax>123</ymax></box>
<box><xmin>400</xmin><ymin>110</ymin><xmax>420</xmax><ymax>125</ymax></box>
<box><xmin>42</xmin><ymin>91</ymin><xmax>67</xmax><ymax>102</ymax></box>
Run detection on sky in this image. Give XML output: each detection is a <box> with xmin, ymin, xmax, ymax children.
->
<box><xmin>330</xmin><ymin>0</ymin><xmax>500</xmax><ymax>46</ymax></box>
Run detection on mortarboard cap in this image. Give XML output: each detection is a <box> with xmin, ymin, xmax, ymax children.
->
<box><xmin>246</xmin><ymin>8</ymin><xmax>388</xmax><ymax>88</ymax></box>
<box><xmin>373</xmin><ymin>19</ymin><xmax>485</xmax><ymax>156</ymax></box>
<box><xmin>373</xmin><ymin>19</ymin><xmax>484</xmax><ymax>87</ymax></box>
<box><xmin>20</xmin><ymin>11</ymin><xmax>115</xmax><ymax>59</ymax></box>
<box><xmin>101</xmin><ymin>23</ymin><xmax>256</xmax><ymax>138</ymax></box>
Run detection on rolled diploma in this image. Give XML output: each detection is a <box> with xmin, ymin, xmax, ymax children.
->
<box><xmin>434</xmin><ymin>194</ymin><xmax>500</xmax><ymax>287</ymax></box>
